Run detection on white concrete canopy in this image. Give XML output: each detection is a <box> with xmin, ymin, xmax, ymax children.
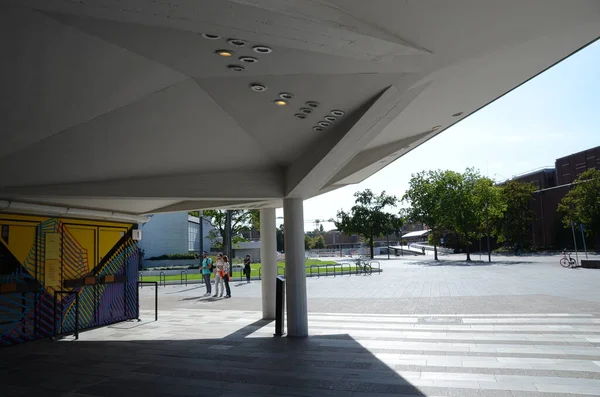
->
<box><xmin>1</xmin><ymin>0</ymin><xmax>599</xmax><ymax>217</ymax></box>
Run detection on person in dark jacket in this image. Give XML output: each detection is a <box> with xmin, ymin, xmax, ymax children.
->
<box><xmin>243</xmin><ymin>255</ymin><xmax>251</xmax><ymax>283</ymax></box>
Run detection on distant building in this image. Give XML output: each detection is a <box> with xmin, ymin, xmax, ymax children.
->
<box><xmin>507</xmin><ymin>145</ymin><xmax>599</xmax><ymax>250</ymax></box>
<box><xmin>138</xmin><ymin>212</ymin><xmax>215</xmax><ymax>258</ymax></box>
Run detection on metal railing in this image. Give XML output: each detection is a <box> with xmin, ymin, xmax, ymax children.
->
<box><xmin>136</xmin><ymin>281</ymin><xmax>158</xmax><ymax>321</ymax></box>
<box><xmin>158</xmin><ymin>272</ymin><xmax>166</xmax><ymax>288</ymax></box>
<box><xmin>52</xmin><ymin>290</ymin><xmax>79</xmax><ymax>340</ymax></box>
<box><xmin>180</xmin><ymin>270</ymin><xmax>188</xmax><ymax>286</ymax></box>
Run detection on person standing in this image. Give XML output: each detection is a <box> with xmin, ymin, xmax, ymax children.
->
<box><xmin>201</xmin><ymin>251</ymin><xmax>213</xmax><ymax>296</ymax></box>
<box><xmin>243</xmin><ymin>254</ymin><xmax>251</xmax><ymax>283</ymax></box>
<box><xmin>213</xmin><ymin>254</ymin><xmax>225</xmax><ymax>298</ymax></box>
<box><xmin>223</xmin><ymin>255</ymin><xmax>232</xmax><ymax>298</ymax></box>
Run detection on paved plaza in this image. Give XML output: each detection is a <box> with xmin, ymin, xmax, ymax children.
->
<box><xmin>3</xmin><ymin>253</ymin><xmax>600</xmax><ymax>396</ymax></box>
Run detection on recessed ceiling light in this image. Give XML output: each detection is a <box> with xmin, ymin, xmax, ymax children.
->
<box><xmin>324</xmin><ymin>116</ymin><xmax>336</xmax><ymax>122</ymax></box>
<box><xmin>431</xmin><ymin>125</ymin><xmax>442</xmax><ymax>130</ymax></box>
<box><xmin>294</xmin><ymin>113</ymin><xmax>307</xmax><ymax>119</ymax></box>
<box><xmin>253</xmin><ymin>45</ymin><xmax>273</xmax><ymax>54</ymax></box>
<box><xmin>313</xmin><ymin>126</ymin><xmax>324</xmax><ymax>132</ymax></box>
<box><xmin>452</xmin><ymin>112</ymin><xmax>464</xmax><ymax>117</ymax></box>
<box><xmin>330</xmin><ymin>110</ymin><xmax>344</xmax><ymax>116</ymax></box>
<box><xmin>279</xmin><ymin>92</ymin><xmax>294</xmax><ymax>100</ymax></box>
<box><xmin>249</xmin><ymin>83</ymin><xmax>267</xmax><ymax>92</ymax></box>
<box><xmin>215</xmin><ymin>49</ymin><xmax>234</xmax><ymax>57</ymax></box>
<box><xmin>239</xmin><ymin>56</ymin><xmax>258</xmax><ymax>64</ymax></box>
<box><xmin>227</xmin><ymin>64</ymin><xmax>246</xmax><ymax>72</ymax></box>
<box><xmin>300</xmin><ymin>108</ymin><xmax>313</xmax><ymax>114</ymax></box>
<box><xmin>227</xmin><ymin>38</ymin><xmax>247</xmax><ymax>47</ymax></box>
<box><xmin>273</xmin><ymin>99</ymin><xmax>288</xmax><ymax>106</ymax></box>
<box><xmin>201</xmin><ymin>33</ymin><xmax>220</xmax><ymax>40</ymax></box>
<box><xmin>318</xmin><ymin>121</ymin><xmax>331</xmax><ymax>128</ymax></box>
<box><xmin>306</xmin><ymin>101</ymin><xmax>320</xmax><ymax>108</ymax></box>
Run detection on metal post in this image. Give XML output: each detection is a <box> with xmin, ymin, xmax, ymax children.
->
<box><xmin>74</xmin><ymin>293</ymin><xmax>79</xmax><ymax>340</ymax></box>
<box><xmin>486</xmin><ymin>200</ymin><xmax>491</xmax><ymax>263</ymax></box>
<box><xmin>571</xmin><ymin>221</ymin><xmax>580</xmax><ymax>265</ymax></box>
<box><xmin>580</xmin><ymin>224</ymin><xmax>588</xmax><ymax>259</ymax></box>
<box><xmin>274</xmin><ymin>276</ymin><xmax>286</xmax><ymax>336</ymax></box>
<box><xmin>226</xmin><ymin>210</ymin><xmax>233</xmax><ymax>261</ymax></box>
<box><xmin>198</xmin><ymin>210</ymin><xmax>203</xmax><ymax>256</ymax></box>
<box><xmin>387</xmin><ymin>234</ymin><xmax>390</xmax><ymax>259</ymax></box>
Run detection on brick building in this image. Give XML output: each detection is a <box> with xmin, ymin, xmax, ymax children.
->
<box><xmin>509</xmin><ymin>145</ymin><xmax>599</xmax><ymax>250</ymax></box>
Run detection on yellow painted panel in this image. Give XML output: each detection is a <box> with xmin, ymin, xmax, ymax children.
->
<box><xmin>45</xmin><ymin>233</ymin><xmax>60</xmax><ymax>260</ymax></box>
<box><xmin>99</xmin><ymin>227</ymin><xmax>127</xmax><ymax>263</ymax></box>
<box><xmin>5</xmin><ymin>224</ymin><xmax>37</xmax><ymax>265</ymax></box>
<box><xmin>45</xmin><ymin>259</ymin><xmax>61</xmax><ymax>288</ymax></box>
<box><xmin>64</xmin><ymin>226</ymin><xmax>96</xmax><ymax>271</ymax></box>
<box><xmin>0</xmin><ymin>214</ymin><xmax>48</xmax><ymax>223</ymax></box>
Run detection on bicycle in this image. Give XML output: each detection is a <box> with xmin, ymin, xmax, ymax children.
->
<box><xmin>560</xmin><ymin>250</ymin><xmax>577</xmax><ymax>268</ymax></box>
<box><xmin>354</xmin><ymin>257</ymin><xmax>373</xmax><ymax>275</ymax></box>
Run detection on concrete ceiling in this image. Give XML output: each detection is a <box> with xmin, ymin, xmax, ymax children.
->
<box><xmin>1</xmin><ymin>0</ymin><xmax>599</xmax><ymax>219</ymax></box>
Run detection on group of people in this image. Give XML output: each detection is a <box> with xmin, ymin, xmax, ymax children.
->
<box><xmin>201</xmin><ymin>252</ymin><xmax>231</xmax><ymax>298</ymax></box>
<box><xmin>200</xmin><ymin>252</ymin><xmax>253</xmax><ymax>298</ymax></box>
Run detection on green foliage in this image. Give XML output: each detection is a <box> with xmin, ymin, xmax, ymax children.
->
<box><xmin>404</xmin><ymin>169</ymin><xmax>505</xmax><ymax>261</ymax></box>
<box><xmin>203</xmin><ymin>209</ymin><xmax>258</xmax><ymax>249</ymax></box>
<box><xmin>314</xmin><ymin>235</ymin><xmax>326</xmax><ymax>249</ymax></box>
<box><xmin>335</xmin><ymin>189</ymin><xmax>402</xmax><ymax>258</ymax></box>
<box><xmin>495</xmin><ymin>180</ymin><xmax>535</xmax><ymax>247</ymax></box>
<box><xmin>558</xmin><ymin>169</ymin><xmax>600</xmax><ymax>236</ymax></box>
<box><xmin>403</xmin><ymin>170</ymin><xmax>447</xmax><ymax>260</ymax></box>
<box><xmin>305</xmin><ymin>235</ymin><xmax>315</xmax><ymax>250</ymax></box>
<box><xmin>276</xmin><ymin>223</ymin><xmax>285</xmax><ymax>252</ymax></box>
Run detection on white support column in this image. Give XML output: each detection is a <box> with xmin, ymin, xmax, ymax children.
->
<box><xmin>283</xmin><ymin>198</ymin><xmax>308</xmax><ymax>337</ymax></box>
<box><xmin>260</xmin><ymin>207</ymin><xmax>277</xmax><ymax>319</ymax></box>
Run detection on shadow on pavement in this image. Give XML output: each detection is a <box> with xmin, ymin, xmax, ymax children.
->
<box><xmin>0</xmin><ymin>319</ymin><xmax>427</xmax><ymax>397</ymax></box>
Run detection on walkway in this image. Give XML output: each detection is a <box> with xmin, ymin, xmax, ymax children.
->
<box><xmin>2</xmin><ymin>254</ymin><xmax>600</xmax><ymax>396</ymax></box>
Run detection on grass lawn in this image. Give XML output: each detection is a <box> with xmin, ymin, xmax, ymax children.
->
<box><xmin>139</xmin><ymin>259</ymin><xmax>364</xmax><ymax>282</ymax></box>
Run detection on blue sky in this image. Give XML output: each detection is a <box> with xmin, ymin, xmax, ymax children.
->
<box><xmin>279</xmin><ymin>39</ymin><xmax>600</xmax><ymax>231</ymax></box>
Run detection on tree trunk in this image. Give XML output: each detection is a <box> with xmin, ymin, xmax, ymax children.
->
<box><xmin>466</xmin><ymin>243</ymin><xmax>471</xmax><ymax>261</ymax></box>
<box><xmin>434</xmin><ymin>244</ymin><xmax>438</xmax><ymax>261</ymax></box>
<box><xmin>369</xmin><ymin>237</ymin><xmax>374</xmax><ymax>259</ymax></box>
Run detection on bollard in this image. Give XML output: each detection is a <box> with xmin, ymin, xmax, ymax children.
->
<box><xmin>274</xmin><ymin>276</ymin><xmax>286</xmax><ymax>336</ymax></box>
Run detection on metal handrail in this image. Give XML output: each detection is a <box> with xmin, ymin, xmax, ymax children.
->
<box><xmin>369</xmin><ymin>261</ymin><xmax>381</xmax><ymax>274</ymax></box>
<box><xmin>136</xmin><ymin>281</ymin><xmax>158</xmax><ymax>321</ymax></box>
<box><xmin>309</xmin><ymin>264</ymin><xmax>319</xmax><ymax>278</ymax></box>
<box><xmin>159</xmin><ymin>272</ymin><xmax>166</xmax><ymax>288</ymax></box>
<box><xmin>52</xmin><ymin>290</ymin><xmax>79</xmax><ymax>340</ymax></box>
<box><xmin>180</xmin><ymin>270</ymin><xmax>188</xmax><ymax>286</ymax></box>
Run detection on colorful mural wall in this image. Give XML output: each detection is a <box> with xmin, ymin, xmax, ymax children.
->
<box><xmin>0</xmin><ymin>214</ymin><xmax>139</xmax><ymax>346</ymax></box>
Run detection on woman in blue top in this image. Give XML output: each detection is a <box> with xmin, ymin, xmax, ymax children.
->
<box><xmin>201</xmin><ymin>251</ymin><xmax>212</xmax><ymax>296</ymax></box>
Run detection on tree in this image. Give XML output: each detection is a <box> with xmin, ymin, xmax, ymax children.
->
<box><xmin>495</xmin><ymin>180</ymin><xmax>535</xmax><ymax>248</ymax></box>
<box><xmin>558</xmin><ymin>168</ymin><xmax>600</xmax><ymax>238</ymax></box>
<box><xmin>335</xmin><ymin>189</ymin><xmax>400</xmax><ymax>259</ymax></box>
<box><xmin>276</xmin><ymin>223</ymin><xmax>285</xmax><ymax>252</ymax></box>
<box><xmin>403</xmin><ymin>170</ymin><xmax>445</xmax><ymax>260</ymax></box>
<box><xmin>305</xmin><ymin>235</ymin><xmax>315</xmax><ymax>250</ymax></box>
<box><xmin>473</xmin><ymin>176</ymin><xmax>506</xmax><ymax>261</ymax></box>
<box><xmin>437</xmin><ymin>169</ymin><xmax>481</xmax><ymax>261</ymax></box>
<box><xmin>203</xmin><ymin>210</ymin><xmax>258</xmax><ymax>249</ymax></box>
<box><xmin>404</xmin><ymin>169</ymin><xmax>503</xmax><ymax>261</ymax></box>
<box><xmin>314</xmin><ymin>235</ymin><xmax>326</xmax><ymax>249</ymax></box>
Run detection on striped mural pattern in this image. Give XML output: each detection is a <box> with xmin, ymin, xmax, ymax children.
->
<box><xmin>1</xmin><ymin>217</ymin><xmax>139</xmax><ymax>346</ymax></box>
